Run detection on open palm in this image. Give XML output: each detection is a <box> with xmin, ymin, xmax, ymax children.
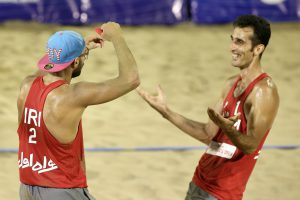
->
<box><xmin>136</xmin><ymin>85</ymin><xmax>168</xmax><ymax>115</ymax></box>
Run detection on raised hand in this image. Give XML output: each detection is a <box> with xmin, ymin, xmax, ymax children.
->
<box><xmin>100</xmin><ymin>22</ymin><xmax>122</xmax><ymax>42</ymax></box>
<box><xmin>85</xmin><ymin>35</ymin><xmax>104</xmax><ymax>50</ymax></box>
<box><xmin>136</xmin><ymin>85</ymin><xmax>169</xmax><ymax>117</ymax></box>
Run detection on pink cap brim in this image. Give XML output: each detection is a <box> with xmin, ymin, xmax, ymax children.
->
<box><xmin>38</xmin><ymin>54</ymin><xmax>74</xmax><ymax>73</ymax></box>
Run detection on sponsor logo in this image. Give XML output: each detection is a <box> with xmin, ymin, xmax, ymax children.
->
<box><xmin>18</xmin><ymin>152</ymin><xmax>58</xmax><ymax>174</ymax></box>
<box><xmin>206</xmin><ymin>141</ymin><xmax>237</xmax><ymax>159</ymax></box>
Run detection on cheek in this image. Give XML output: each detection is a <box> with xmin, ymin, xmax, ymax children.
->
<box><xmin>245</xmin><ymin>50</ymin><xmax>254</xmax><ymax>59</ymax></box>
<box><xmin>242</xmin><ymin>45</ymin><xmax>254</xmax><ymax>56</ymax></box>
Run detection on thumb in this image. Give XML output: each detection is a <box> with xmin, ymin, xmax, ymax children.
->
<box><xmin>157</xmin><ymin>84</ymin><xmax>165</xmax><ymax>97</ymax></box>
<box><xmin>228</xmin><ymin>113</ymin><xmax>240</xmax><ymax>122</ymax></box>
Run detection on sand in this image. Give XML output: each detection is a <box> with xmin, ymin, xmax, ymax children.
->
<box><xmin>0</xmin><ymin>21</ymin><xmax>299</xmax><ymax>200</ymax></box>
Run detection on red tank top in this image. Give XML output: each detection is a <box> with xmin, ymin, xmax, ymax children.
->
<box><xmin>17</xmin><ymin>76</ymin><xmax>87</xmax><ymax>188</ymax></box>
<box><xmin>192</xmin><ymin>73</ymin><xmax>270</xmax><ymax>200</ymax></box>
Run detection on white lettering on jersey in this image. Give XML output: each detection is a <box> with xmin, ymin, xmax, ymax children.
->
<box><xmin>21</xmin><ymin>108</ymin><xmax>57</xmax><ymax>174</ymax></box>
<box><xmin>28</xmin><ymin>128</ymin><xmax>37</xmax><ymax>144</ymax></box>
<box><xmin>206</xmin><ymin>141</ymin><xmax>237</xmax><ymax>159</ymax></box>
<box><xmin>233</xmin><ymin>101</ymin><xmax>241</xmax><ymax>131</ymax></box>
<box><xmin>18</xmin><ymin>152</ymin><xmax>58</xmax><ymax>174</ymax></box>
<box><xmin>254</xmin><ymin>150</ymin><xmax>261</xmax><ymax>160</ymax></box>
<box><xmin>24</xmin><ymin>107</ymin><xmax>41</xmax><ymax>127</ymax></box>
<box><xmin>23</xmin><ymin>107</ymin><xmax>41</xmax><ymax>144</ymax></box>
<box><xmin>234</xmin><ymin>101</ymin><xmax>241</xmax><ymax>115</ymax></box>
<box><xmin>223</xmin><ymin>101</ymin><xmax>229</xmax><ymax>118</ymax></box>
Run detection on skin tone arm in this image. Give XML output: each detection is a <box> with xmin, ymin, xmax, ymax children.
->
<box><xmin>207</xmin><ymin>79</ymin><xmax>279</xmax><ymax>154</ymax></box>
<box><xmin>136</xmin><ymin>85</ymin><xmax>227</xmax><ymax>145</ymax></box>
<box><xmin>71</xmin><ymin>22</ymin><xmax>140</xmax><ymax>107</ymax></box>
<box><xmin>17</xmin><ymin>22</ymin><xmax>140</xmax><ymax>144</ymax></box>
<box><xmin>137</xmin><ymin>76</ymin><xmax>279</xmax><ymax>154</ymax></box>
<box><xmin>17</xmin><ymin>35</ymin><xmax>101</xmax><ymax>124</ymax></box>
<box><xmin>50</xmin><ymin>22</ymin><xmax>140</xmax><ymax>143</ymax></box>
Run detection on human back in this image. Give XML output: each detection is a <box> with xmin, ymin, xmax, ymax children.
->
<box><xmin>17</xmin><ymin>22</ymin><xmax>140</xmax><ymax>199</ymax></box>
<box><xmin>18</xmin><ymin>75</ymin><xmax>87</xmax><ymax>188</ymax></box>
<box><xmin>37</xmin><ymin>76</ymin><xmax>87</xmax><ymax>144</ymax></box>
<box><xmin>18</xmin><ymin>22</ymin><xmax>140</xmax><ymax>145</ymax></box>
<box><xmin>18</xmin><ymin>77</ymin><xmax>80</xmax><ymax>144</ymax></box>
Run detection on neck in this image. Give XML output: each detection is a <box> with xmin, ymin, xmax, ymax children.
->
<box><xmin>239</xmin><ymin>56</ymin><xmax>263</xmax><ymax>84</ymax></box>
<box><xmin>44</xmin><ymin>69</ymin><xmax>72</xmax><ymax>84</ymax></box>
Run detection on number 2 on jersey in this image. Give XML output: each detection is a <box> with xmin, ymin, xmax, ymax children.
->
<box><xmin>29</xmin><ymin>128</ymin><xmax>37</xmax><ymax>144</ymax></box>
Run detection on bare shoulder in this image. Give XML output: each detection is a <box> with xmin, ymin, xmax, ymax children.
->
<box><xmin>46</xmin><ymin>82</ymin><xmax>84</xmax><ymax>109</ymax></box>
<box><xmin>18</xmin><ymin>76</ymin><xmax>36</xmax><ymax>99</ymax></box>
<box><xmin>46</xmin><ymin>82</ymin><xmax>72</xmax><ymax>102</ymax></box>
<box><xmin>247</xmin><ymin>76</ymin><xmax>280</xmax><ymax>107</ymax></box>
<box><xmin>17</xmin><ymin>76</ymin><xmax>38</xmax><ymax>121</ymax></box>
<box><xmin>255</xmin><ymin>76</ymin><xmax>279</xmax><ymax>98</ymax></box>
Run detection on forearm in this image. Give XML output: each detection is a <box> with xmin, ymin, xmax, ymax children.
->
<box><xmin>112</xmin><ymin>36</ymin><xmax>139</xmax><ymax>84</ymax></box>
<box><xmin>164</xmin><ymin>108</ymin><xmax>213</xmax><ymax>144</ymax></box>
<box><xmin>224</xmin><ymin>130</ymin><xmax>257</xmax><ymax>154</ymax></box>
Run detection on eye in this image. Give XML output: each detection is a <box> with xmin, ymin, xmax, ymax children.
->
<box><xmin>232</xmin><ymin>38</ymin><xmax>245</xmax><ymax>46</ymax></box>
<box><xmin>237</xmin><ymin>39</ymin><xmax>244</xmax><ymax>44</ymax></box>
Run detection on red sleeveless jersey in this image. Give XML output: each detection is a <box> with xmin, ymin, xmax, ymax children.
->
<box><xmin>17</xmin><ymin>76</ymin><xmax>87</xmax><ymax>188</ymax></box>
<box><xmin>192</xmin><ymin>73</ymin><xmax>270</xmax><ymax>200</ymax></box>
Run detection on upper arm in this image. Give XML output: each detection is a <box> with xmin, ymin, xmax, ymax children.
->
<box><xmin>17</xmin><ymin>77</ymin><xmax>35</xmax><ymax>123</ymax></box>
<box><xmin>69</xmin><ymin>76</ymin><xmax>139</xmax><ymax>107</ymax></box>
<box><xmin>246</xmin><ymin>79</ymin><xmax>279</xmax><ymax>147</ymax></box>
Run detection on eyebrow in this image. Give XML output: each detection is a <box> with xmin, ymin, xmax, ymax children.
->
<box><xmin>230</xmin><ymin>35</ymin><xmax>245</xmax><ymax>43</ymax></box>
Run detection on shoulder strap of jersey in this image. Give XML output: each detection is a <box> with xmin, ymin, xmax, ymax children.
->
<box><xmin>38</xmin><ymin>77</ymin><xmax>67</xmax><ymax>110</ymax></box>
<box><xmin>240</xmin><ymin>73</ymin><xmax>269</xmax><ymax>102</ymax></box>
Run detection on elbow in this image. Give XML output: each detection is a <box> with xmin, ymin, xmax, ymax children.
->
<box><xmin>119</xmin><ymin>65</ymin><xmax>140</xmax><ymax>90</ymax></box>
<box><xmin>133</xmin><ymin>74</ymin><xmax>140</xmax><ymax>88</ymax></box>
<box><xmin>122</xmin><ymin>75</ymin><xmax>140</xmax><ymax>91</ymax></box>
<box><xmin>128</xmin><ymin>71</ymin><xmax>140</xmax><ymax>89</ymax></box>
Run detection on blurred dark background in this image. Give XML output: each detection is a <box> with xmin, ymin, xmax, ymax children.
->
<box><xmin>0</xmin><ymin>0</ymin><xmax>299</xmax><ymax>25</ymax></box>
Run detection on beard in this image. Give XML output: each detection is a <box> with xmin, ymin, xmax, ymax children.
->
<box><xmin>72</xmin><ymin>68</ymin><xmax>82</xmax><ymax>78</ymax></box>
<box><xmin>72</xmin><ymin>60</ymin><xmax>84</xmax><ymax>78</ymax></box>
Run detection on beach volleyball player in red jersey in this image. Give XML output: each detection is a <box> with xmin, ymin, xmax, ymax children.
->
<box><xmin>17</xmin><ymin>22</ymin><xmax>139</xmax><ymax>200</ymax></box>
<box><xmin>137</xmin><ymin>15</ymin><xmax>279</xmax><ymax>200</ymax></box>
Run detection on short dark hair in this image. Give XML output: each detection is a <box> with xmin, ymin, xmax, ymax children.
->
<box><xmin>233</xmin><ymin>15</ymin><xmax>271</xmax><ymax>48</ymax></box>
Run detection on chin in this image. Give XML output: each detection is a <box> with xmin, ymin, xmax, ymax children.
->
<box><xmin>231</xmin><ymin>62</ymin><xmax>240</xmax><ymax>68</ymax></box>
<box><xmin>232</xmin><ymin>61</ymin><xmax>246</xmax><ymax>69</ymax></box>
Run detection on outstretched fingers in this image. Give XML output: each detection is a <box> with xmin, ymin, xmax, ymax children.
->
<box><xmin>207</xmin><ymin>107</ymin><xmax>241</xmax><ymax>131</ymax></box>
<box><xmin>228</xmin><ymin>113</ymin><xmax>240</xmax><ymax>123</ymax></box>
<box><xmin>207</xmin><ymin>107</ymin><xmax>223</xmax><ymax>126</ymax></box>
<box><xmin>136</xmin><ymin>87</ymin><xmax>154</xmax><ymax>103</ymax></box>
<box><xmin>157</xmin><ymin>85</ymin><xmax>165</xmax><ymax>99</ymax></box>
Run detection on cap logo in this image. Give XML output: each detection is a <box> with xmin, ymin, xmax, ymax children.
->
<box><xmin>44</xmin><ymin>63</ymin><xmax>54</xmax><ymax>70</ymax></box>
<box><xmin>47</xmin><ymin>48</ymin><xmax>62</xmax><ymax>61</ymax></box>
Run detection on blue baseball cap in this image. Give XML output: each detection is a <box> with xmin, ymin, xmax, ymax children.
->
<box><xmin>38</xmin><ymin>31</ymin><xmax>85</xmax><ymax>72</ymax></box>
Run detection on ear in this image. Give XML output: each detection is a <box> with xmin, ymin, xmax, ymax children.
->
<box><xmin>71</xmin><ymin>58</ymin><xmax>80</xmax><ymax>69</ymax></box>
<box><xmin>254</xmin><ymin>44</ymin><xmax>265</xmax><ymax>56</ymax></box>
